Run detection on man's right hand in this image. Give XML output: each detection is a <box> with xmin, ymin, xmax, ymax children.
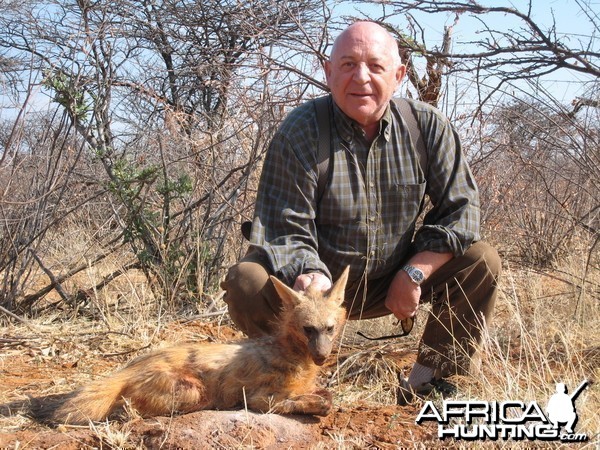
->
<box><xmin>294</xmin><ymin>272</ymin><xmax>332</xmax><ymax>293</ymax></box>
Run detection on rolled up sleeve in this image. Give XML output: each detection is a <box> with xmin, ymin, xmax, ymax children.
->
<box><xmin>249</xmin><ymin>106</ymin><xmax>330</xmax><ymax>286</ymax></box>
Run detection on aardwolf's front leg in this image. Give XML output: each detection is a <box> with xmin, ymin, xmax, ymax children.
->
<box><xmin>272</xmin><ymin>389</ymin><xmax>333</xmax><ymax>416</ymax></box>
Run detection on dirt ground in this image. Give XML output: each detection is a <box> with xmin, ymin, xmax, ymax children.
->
<box><xmin>0</xmin><ymin>404</ymin><xmax>434</xmax><ymax>449</ymax></box>
<box><xmin>0</xmin><ymin>319</ymin><xmax>440</xmax><ymax>449</ymax></box>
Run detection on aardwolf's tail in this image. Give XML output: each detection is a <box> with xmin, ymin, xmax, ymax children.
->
<box><xmin>33</xmin><ymin>371</ymin><xmax>130</xmax><ymax>425</ymax></box>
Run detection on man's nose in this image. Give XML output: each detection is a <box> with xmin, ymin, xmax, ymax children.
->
<box><xmin>353</xmin><ymin>63</ymin><xmax>370</xmax><ymax>83</ymax></box>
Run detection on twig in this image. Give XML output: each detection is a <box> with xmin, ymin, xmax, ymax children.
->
<box><xmin>19</xmin><ymin>242</ymin><xmax>125</xmax><ymax>309</ymax></box>
<box><xmin>101</xmin><ymin>343</ymin><xmax>151</xmax><ymax>358</ymax></box>
<box><xmin>30</xmin><ymin>250</ymin><xmax>72</xmax><ymax>306</ymax></box>
<box><xmin>180</xmin><ymin>308</ymin><xmax>229</xmax><ymax>323</ymax></box>
<box><xmin>0</xmin><ymin>304</ymin><xmax>38</xmax><ymax>331</ymax></box>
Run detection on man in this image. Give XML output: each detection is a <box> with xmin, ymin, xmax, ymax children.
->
<box><xmin>221</xmin><ymin>21</ymin><xmax>501</xmax><ymax>404</ymax></box>
<box><xmin>546</xmin><ymin>383</ymin><xmax>578</xmax><ymax>434</ymax></box>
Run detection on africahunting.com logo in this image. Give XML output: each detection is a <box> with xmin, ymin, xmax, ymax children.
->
<box><xmin>416</xmin><ymin>380</ymin><xmax>590</xmax><ymax>442</ymax></box>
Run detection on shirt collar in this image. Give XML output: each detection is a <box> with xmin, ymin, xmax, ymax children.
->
<box><xmin>331</xmin><ymin>98</ymin><xmax>393</xmax><ymax>143</ymax></box>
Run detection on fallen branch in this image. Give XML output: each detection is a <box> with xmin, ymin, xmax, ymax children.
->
<box><xmin>30</xmin><ymin>250</ymin><xmax>73</xmax><ymax>307</ymax></box>
<box><xmin>19</xmin><ymin>242</ymin><xmax>127</xmax><ymax>310</ymax></box>
<box><xmin>0</xmin><ymin>304</ymin><xmax>38</xmax><ymax>331</ymax></box>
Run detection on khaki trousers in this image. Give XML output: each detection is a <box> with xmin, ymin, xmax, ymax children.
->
<box><xmin>221</xmin><ymin>241</ymin><xmax>501</xmax><ymax>377</ymax></box>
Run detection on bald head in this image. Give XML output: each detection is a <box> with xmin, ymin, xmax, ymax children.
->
<box><xmin>330</xmin><ymin>22</ymin><xmax>401</xmax><ymax>68</ymax></box>
<box><xmin>324</xmin><ymin>21</ymin><xmax>406</xmax><ymax>137</ymax></box>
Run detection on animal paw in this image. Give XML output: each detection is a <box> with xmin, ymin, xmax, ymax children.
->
<box><xmin>310</xmin><ymin>388</ymin><xmax>333</xmax><ymax>416</ymax></box>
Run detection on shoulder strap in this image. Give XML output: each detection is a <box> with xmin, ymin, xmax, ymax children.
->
<box><xmin>314</xmin><ymin>95</ymin><xmax>331</xmax><ymax>202</ymax></box>
<box><xmin>394</xmin><ymin>98</ymin><xmax>428</xmax><ymax>177</ymax></box>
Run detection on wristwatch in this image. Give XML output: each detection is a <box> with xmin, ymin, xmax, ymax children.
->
<box><xmin>402</xmin><ymin>265</ymin><xmax>425</xmax><ymax>286</ymax></box>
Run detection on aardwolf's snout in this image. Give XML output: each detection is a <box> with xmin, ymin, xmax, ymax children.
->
<box><xmin>308</xmin><ymin>334</ymin><xmax>334</xmax><ymax>366</ymax></box>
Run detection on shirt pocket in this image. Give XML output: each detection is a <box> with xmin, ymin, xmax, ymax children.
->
<box><xmin>382</xmin><ymin>182</ymin><xmax>427</xmax><ymax>238</ymax></box>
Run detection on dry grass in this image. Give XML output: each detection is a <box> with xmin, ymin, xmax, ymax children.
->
<box><xmin>472</xmin><ymin>257</ymin><xmax>600</xmax><ymax>448</ymax></box>
<box><xmin>328</xmin><ymin>246</ymin><xmax>599</xmax><ymax>447</ymax></box>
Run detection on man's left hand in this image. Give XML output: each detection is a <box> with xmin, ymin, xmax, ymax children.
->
<box><xmin>385</xmin><ymin>270</ymin><xmax>421</xmax><ymax>320</ymax></box>
<box><xmin>385</xmin><ymin>251</ymin><xmax>454</xmax><ymax>320</ymax></box>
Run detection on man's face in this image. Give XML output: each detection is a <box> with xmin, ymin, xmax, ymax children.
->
<box><xmin>325</xmin><ymin>24</ymin><xmax>406</xmax><ymax>129</ymax></box>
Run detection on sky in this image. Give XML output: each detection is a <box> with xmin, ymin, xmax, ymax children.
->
<box><xmin>1</xmin><ymin>0</ymin><xmax>597</xmax><ymax>122</ymax></box>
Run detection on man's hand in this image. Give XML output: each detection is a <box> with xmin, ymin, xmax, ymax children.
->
<box><xmin>294</xmin><ymin>272</ymin><xmax>332</xmax><ymax>293</ymax></box>
<box><xmin>385</xmin><ymin>270</ymin><xmax>421</xmax><ymax>320</ymax></box>
<box><xmin>385</xmin><ymin>251</ymin><xmax>454</xmax><ymax>320</ymax></box>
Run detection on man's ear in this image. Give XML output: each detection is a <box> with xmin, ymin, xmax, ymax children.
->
<box><xmin>395</xmin><ymin>63</ymin><xmax>407</xmax><ymax>86</ymax></box>
<box><xmin>323</xmin><ymin>59</ymin><xmax>332</xmax><ymax>84</ymax></box>
<box><xmin>328</xmin><ymin>266</ymin><xmax>350</xmax><ymax>307</ymax></box>
<box><xmin>270</xmin><ymin>275</ymin><xmax>303</xmax><ymax>308</ymax></box>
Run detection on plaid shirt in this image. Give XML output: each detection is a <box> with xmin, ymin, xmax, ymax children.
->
<box><xmin>249</xmin><ymin>95</ymin><xmax>480</xmax><ymax>287</ymax></box>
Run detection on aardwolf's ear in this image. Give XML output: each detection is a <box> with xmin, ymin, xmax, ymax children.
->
<box><xmin>270</xmin><ymin>275</ymin><xmax>303</xmax><ymax>308</ymax></box>
<box><xmin>328</xmin><ymin>266</ymin><xmax>349</xmax><ymax>307</ymax></box>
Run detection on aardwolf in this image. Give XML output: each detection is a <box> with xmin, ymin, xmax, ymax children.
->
<box><xmin>35</xmin><ymin>267</ymin><xmax>349</xmax><ymax>424</ymax></box>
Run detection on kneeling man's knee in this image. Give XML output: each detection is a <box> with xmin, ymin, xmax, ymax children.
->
<box><xmin>221</xmin><ymin>259</ymin><xmax>279</xmax><ymax>337</ymax></box>
<box><xmin>467</xmin><ymin>241</ymin><xmax>502</xmax><ymax>280</ymax></box>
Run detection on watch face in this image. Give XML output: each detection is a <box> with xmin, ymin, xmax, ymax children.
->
<box><xmin>403</xmin><ymin>265</ymin><xmax>424</xmax><ymax>285</ymax></box>
<box><xmin>412</xmin><ymin>268</ymin><xmax>424</xmax><ymax>283</ymax></box>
